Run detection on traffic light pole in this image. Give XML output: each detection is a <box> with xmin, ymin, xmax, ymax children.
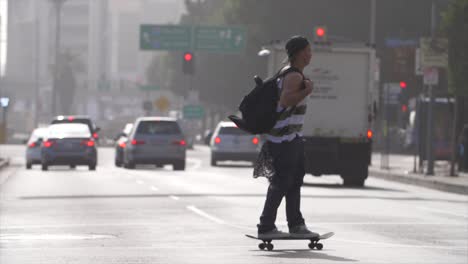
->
<box><xmin>426</xmin><ymin>0</ymin><xmax>436</xmax><ymax>176</ymax></box>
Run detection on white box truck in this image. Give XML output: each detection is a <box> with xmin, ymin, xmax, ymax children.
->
<box><xmin>267</xmin><ymin>44</ymin><xmax>377</xmax><ymax>186</ymax></box>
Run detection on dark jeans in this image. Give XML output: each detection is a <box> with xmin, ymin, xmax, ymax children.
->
<box><xmin>257</xmin><ymin>136</ymin><xmax>306</xmax><ymax>233</ymax></box>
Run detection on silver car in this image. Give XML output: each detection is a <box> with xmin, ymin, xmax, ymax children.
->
<box><xmin>25</xmin><ymin>127</ymin><xmax>49</xmax><ymax>169</ymax></box>
<box><xmin>123</xmin><ymin>117</ymin><xmax>186</xmax><ymax>170</ymax></box>
<box><xmin>210</xmin><ymin>121</ymin><xmax>261</xmax><ymax>166</ymax></box>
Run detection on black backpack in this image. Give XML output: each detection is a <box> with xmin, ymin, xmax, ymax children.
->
<box><xmin>229</xmin><ymin>67</ymin><xmax>302</xmax><ymax>134</ymax></box>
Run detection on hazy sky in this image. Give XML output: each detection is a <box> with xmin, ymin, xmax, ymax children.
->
<box><xmin>0</xmin><ymin>0</ymin><xmax>7</xmax><ymax>76</ymax></box>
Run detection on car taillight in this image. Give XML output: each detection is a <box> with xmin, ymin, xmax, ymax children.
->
<box><xmin>215</xmin><ymin>137</ymin><xmax>221</xmax><ymax>144</ymax></box>
<box><xmin>43</xmin><ymin>140</ymin><xmax>54</xmax><ymax>148</ymax></box>
<box><xmin>28</xmin><ymin>142</ymin><xmax>37</xmax><ymax>148</ymax></box>
<box><xmin>119</xmin><ymin>142</ymin><xmax>126</xmax><ymax>148</ymax></box>
<box><xmin>93</xmin><ymin>133</ymin><xmax>99</xmax><ymax>139</ymax></box>
<box><xmin>367</xmin><ymin>130</ymin><xmax>373</xmax><ymax>139</ymax></box>
<box><xmin>68</xmin><ymin>116</ymin><xmax>74</xmax><ymax>121</ymax></box>
<box><xmin>131</xmin><ymin>139</ymin><xmax>145</xmax><ymax>145</ymax></box>
<box><xmin>81</xmin><ymin>139</ymin><xmax>95</xmax><ymax>147</ymax></box>
<box><xmin>252</xmin><ymin>137</ymin><xmax>259</xmax><ymax>145</ymax></box>
<box><xmin>173</xmin><ymin>140</ymin><xmax>186</xmax><ymax>146</ymax></box>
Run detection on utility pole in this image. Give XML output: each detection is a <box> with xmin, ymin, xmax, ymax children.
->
<box><xmin>369</xmin><ymin>0</ymin><xmax>376</xmax><ymax>46</ymax></box>
<box><xmin>426</xmin><ymin>0</ymin><xmax>437</xmax><ymax>175</ymax></box>
<box><xmin>34</xmin><ymin>6</ymin><xmax>40</xmax><ymax>128</ymax></box>
<box><xmin>50</xmin><ymin>0</ymin><xmax>67</xmax><ymax>117</ymax></box>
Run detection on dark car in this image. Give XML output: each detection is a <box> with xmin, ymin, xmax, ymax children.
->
<box><xmin>114</xmin><ymin>123</ymin><xmax>133</xmax><ymax>167</ymax></box>
<box><xmin>41</xmin><ymin>123</ymin><xmax>98</xmax><ymax>171</ymax></box>
<box><xmin>123</xmin><ymin>117</ymin><xmax>186</xmax><ymax>170</ymax></box>
<box><xmin>51</xmin><ymin>115</ymin><xmax>100</xmax><ymax>142</ymax></box>
<box><xmin>25</xmin><ymin>127</ymin><xmax>48</xmax><ymax>169</ymax></box>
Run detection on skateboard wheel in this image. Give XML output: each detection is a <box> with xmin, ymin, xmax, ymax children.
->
<box><xmin>316</xmin><ymin>243</ymin><xmax>323</xmax><ymax>250</ymax></box>
<box><xmin>266</xmin><ymin>244</ymin><xmax>274</xmax><ymax>251</ymax></box>
<box><xmin>259</xmin><ymin>243</ymin><xmax>266</xmax><ymax>250</ymax></box>
<box><xmin>308</xmin><ymin>243</ymin><xmax>315</xmax><ymax>249</ymax></box>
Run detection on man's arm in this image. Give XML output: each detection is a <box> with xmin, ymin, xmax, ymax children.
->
<box><xmin>279</xmin><ymin>72</ymin><xmax>313</xmax><ymax>108</ymax></box>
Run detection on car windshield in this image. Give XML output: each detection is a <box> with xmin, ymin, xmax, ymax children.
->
<box><xmin>29</xmin><ymin>128</ymin><xmax>48</xmax><ymax>142</ymax></box>
<box><xmin>218</xmin><ymin>126</ymin><xmax>248</xmax><ymax>135</ymax></box>
<box><xmin>52</xmin><ymin>118</ymin><xmax>95</xmax><ymax>131</ymax></box>
<box><xmin>48</xmin><ymin>124</ymin><xmax>91</xmax><ymax>138</ymax></box>
<box><xmin>123</xmin><ymin>124</ymin><xmax>133</xmax><ymax>135</ymax></box>
<box><xmin>136</xmin><ymin>121</ymin><xmax>181</xmax><ymax>135</ymax></box>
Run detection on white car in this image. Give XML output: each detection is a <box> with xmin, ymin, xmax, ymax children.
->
<box><xmin>210</xmin><ymin>121</ymin><xmax>261</xmax><ymax>166</ymax></box>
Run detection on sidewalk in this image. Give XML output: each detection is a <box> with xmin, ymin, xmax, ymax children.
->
<box><xmin>370</xmin><ymin>153</ymin><xmax>468</xmax><ymax>195</ymax></box>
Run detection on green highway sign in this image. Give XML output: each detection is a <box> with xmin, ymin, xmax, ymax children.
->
<box><xmin>183</xmin><ymin>105</ymin><xmax>204</xmax><ymax>119</ymax></box>
<box><xmin>195</xmin><ymin>26</ymin><xmax>246</xmax><ymax>52</ymax></box>
<box><xmin>140</xmin><ymin>25</ymin><xmax>246</xmax><ymax>53</ymax></box>
<box><xmin>140</xmin><ymin>25</ymin><xmax>192</xmax><ymax>51</ymax></box>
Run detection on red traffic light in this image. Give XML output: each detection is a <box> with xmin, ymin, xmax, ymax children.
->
<box><xmin>316</xmin><ymin>27</ymin><xmax>325</xmax><ymax>37</ymax></box>
<box><xmin>184</xmin><ymin>52</ymin><xmax>193</xmax><ymax>62</ymax></box>
<box><xmin>400</xmin><ymin>81</ymin><xmax>407</xmax><ymax>89</ymax></box>
<box><xmin>401</xmin><ymin>104</ymin><xmax>408</xmax><ymax>113</ymax></box>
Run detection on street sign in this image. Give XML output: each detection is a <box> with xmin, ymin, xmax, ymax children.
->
<box><xmin>383</xmin><ymin>83</ymin><xmax>401</xmax><ymax>105</ymax></box>
<box><xmin>420</xmin><ymin>38</ymin><xmax>448</xmax><ymax>68</ymax></box>
<box><xmin>154</xmin><ymin>96</ymin><xmax>170</xmax><ymax>112</ymax></box>
<box><xmin>423</xmin><ymin>67</ymin><xmax>439</xmax><ymax>85</ymax></box>
<box><xmin>183</xmin><ymin>105</ymin><xmax>204</xmax><ymax>119</ymax></box>
<box><xmin>194</xmin><ymin>26</ymin><xmax>246</xmax><ymax>52</ymax></box>
<box><xmin>140</xmin><ymin>25</ymin><xmax>247</xmax><ymax>53</ymax></box>
<box><xmin>140</xmin><ymin>25</ymin><xmax>192</xmax><ymax>51</ymax></box>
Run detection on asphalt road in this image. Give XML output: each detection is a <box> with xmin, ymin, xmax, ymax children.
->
<box><xmin>1</xmin><ymin>144</ymin><xmax>467</xmax><ymax>263</ymax></box>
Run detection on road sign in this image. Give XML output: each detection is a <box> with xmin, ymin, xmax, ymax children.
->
<box><xmin>423</xmin><ymin>67</ymin><xmax>439</xmax><ymax>85</ymax></box>
<box><xmin>154</xmin><ymin>96</ymin><xmax>170</xmax><ymax>112</ymax></box>
<box><xmin>383</xmin><ymin>83</ymin><xmax>401</xmax><ymax>105</ymax></box>
<box><xmin>140</xmin><ymin>25</ymin><xmax>247</xmax><ymax>53</ymax></box>
<box><xmin>183</xmin><ymin>105</ymin><xmax>204</xmax><ymax>119</ymax></box>
<box><xmin>194</xmin><ymin>26</ymin><xmax>246</xmax><ymax>52</ymax></box>
<box><xmin>140</xmin><ymin>25</ymin><xmax>191</xmax><ymax>51</ymax></box>
<box><xmin>420</xmin><ymin>38</ymin><xmax>448</xmax><ymax>68</ymax></box>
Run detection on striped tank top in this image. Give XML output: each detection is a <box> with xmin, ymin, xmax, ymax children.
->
<box><xmin>266</xmin><ymin>76</ymin><xmax>308</xmax><ymax>143</ymax></box>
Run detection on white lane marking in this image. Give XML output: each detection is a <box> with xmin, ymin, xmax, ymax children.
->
<box><xmin>169</xmin><ymin>195</ymin><xmax>180</xmax><ymax>201</ymax></box>
<box><xmin>150</xmin><ymin>186</ymin><xmax>159</xmax><ymax>191</ymax></box>
<box><xmin>0</xmin><ymin>234</ymin><xmax>115</xmax><ymax>241</ymax></box>
<box><xmin>419</xmin><ymin>207</ymin><xmax>468</xmax><ymax>218</ymax></box>
<box><xmin>0</xmin><ymin>166</ymin><xmax>17</xmax><ymax>186</ymax></box>
<box><xmin>186</xmin><ymin>157</ymin><xmax>202</xmax><ymax>170</ymax></box>
<box><xmin>136</xmin><ymin>180</ymin><xmax>144</xmax><ymax>185</ymax></box>
<box><xmin>186</xmin><ymin>205</ymin><xmax>225</xmax><ymax>224</ymax></box>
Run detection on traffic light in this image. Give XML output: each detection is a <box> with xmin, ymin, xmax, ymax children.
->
<box><xmin>399</xmin><ymin>81</ymin><xmax>407</xmax><ymax>89</ymax></box>
<box><xmin>313</xmin><ymin>26</ymin><xmax>327</xmax><ymax>43</ymax></box>
<box><xmin>183</xmin><ymin>52</ymin><xmax>194</xmax><ymax>75</ymax></box>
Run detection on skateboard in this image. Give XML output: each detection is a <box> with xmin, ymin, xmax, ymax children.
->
<box><xmin>245</xmin><ymin>232</ymin><xmax>334</xmax><ymax>251</ymax></box>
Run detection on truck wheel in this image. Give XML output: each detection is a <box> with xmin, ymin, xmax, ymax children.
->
<box><xmin>342</xmin><ymin>165</ymin><xmax>368</xmax><ymax>187</ymax></box>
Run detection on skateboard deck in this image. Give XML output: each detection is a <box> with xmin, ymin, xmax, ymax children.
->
<box><xmin>245</xmin><ymin>232</ymin><xmax>334</xmax><ymax>251</ymax></box>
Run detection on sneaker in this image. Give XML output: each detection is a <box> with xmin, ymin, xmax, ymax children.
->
<box><xmin>289</xmin><ymin>224</ymin><xmax>319</xmax><ymax>238</ymax></box>
<box><xmin>258</xmin><ymin>228</ymin><xmax>290</xmax><ymax>239</ymax></box>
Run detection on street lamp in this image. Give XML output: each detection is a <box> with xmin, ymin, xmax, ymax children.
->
<box><xmin>50</xmin><ymin>0</ymin><xmax>67</xmax><ymax>117</ymax></box>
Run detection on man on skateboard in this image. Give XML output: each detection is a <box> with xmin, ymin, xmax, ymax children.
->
<box><xmin>254</xmin><ymin>36</ymin><xmax>317</xmax><ymax>240</ymax></box>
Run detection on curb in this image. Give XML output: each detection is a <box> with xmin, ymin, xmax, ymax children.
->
<box><xmin>369</xmin><ymin>168</ymin><xmax>468</xmax><ymax>195</ymax></box>
<box><xmin>0</xmin><ymin>158</ymin><xmax>10</xmax><ymax>170</ymax></box>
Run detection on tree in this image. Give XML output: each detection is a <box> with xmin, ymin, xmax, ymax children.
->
<box><xmin>441</xmin><ymin>0</ymin><xmax>468</xmax><ymax>96</ymax></box>
<box><xmin>441</xmin><ymin>0</ymin><xmax>468</xmax><ymax>175</ymax></box>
